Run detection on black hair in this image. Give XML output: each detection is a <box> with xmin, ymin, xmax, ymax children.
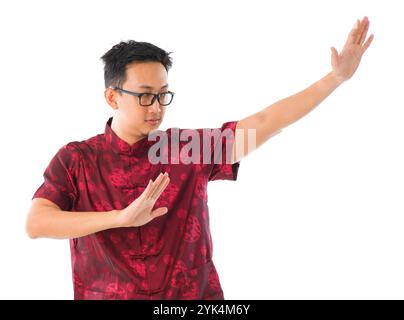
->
<box><xmin>100</xmin><ymin>40</ymin><xmax>173</xmax><ymax>89</ymax></box>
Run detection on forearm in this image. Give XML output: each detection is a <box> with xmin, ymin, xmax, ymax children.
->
<box><xmin>233</xmin><ymin>71</ymin><xmax>343</xmax><ymax>162</ymax></box>
<box><xmin>262</xmin><ymin>71</ymin><xmax>343</xmax><ymax>133</ymax></box>
<box><xmin>27</xmin><ymin>207</ymin><xmax>121</xmax><ymax>239</ymax></box>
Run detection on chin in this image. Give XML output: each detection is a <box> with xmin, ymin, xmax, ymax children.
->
<box><xmin>142</xmin><ymin>125</ymin><xmax>160</xmax><ymax>136</ymax></box>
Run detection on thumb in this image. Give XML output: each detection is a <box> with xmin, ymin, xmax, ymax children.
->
<box><xmin>150</xmin><ymin>207</ymin><xmax>168</xmax><ymax>219</ymax></box>
<box><xmin>330</xmin><ymin>47</ymin><xmax>339</xmax><ymax>66</ymax></box>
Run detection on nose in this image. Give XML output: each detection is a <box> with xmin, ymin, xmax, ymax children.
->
<box><xmin>147</xmin><ymin>97</ymin><xmax>162</xmax><ymax>113</ymax></box>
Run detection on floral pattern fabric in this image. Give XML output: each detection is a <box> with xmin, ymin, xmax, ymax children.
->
<box><xmin>32</xmin><ymin>117</ymin><xmax>240</xmax><ymax>300</ymax></box>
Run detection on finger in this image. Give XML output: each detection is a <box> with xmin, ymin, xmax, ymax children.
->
<box><xmin>330</xmin><ymin>46</ymin><xmax>339</xmax><ymax>68</ymax></box>
<box><xmin>149</xmin><ymin>172</ymin><xmax>168</xmax><ymax>199</ymax></box>
<box><xmin>356</xmin><ymin>16</ymin><xmax>369</xmax><ymax>44</ymax></box>
<box><xmin>346</xmin><ymin>19</ymin><xmax>360</xmax><ymax>45</ymax></box>
<box><xmin>153</xmin><ymin>176</ymin><xmax>170</xmax><ymax>200</ymax></box>
<box><xmin>150</xmin><ymin>174</ymin><xmax>170</xmax><ymax>200</ymax></box>
<box><xmin>358</xmin><ymin>18</ymin><xmax>370</xmax><ymax>45</ymax></box>
<box><xmin>150</xmin><ymin>207</ymin><xmax>168</xmax><ymax>219</ymax></box>
<box><xmin>138</xmin><ymin>179</ymin><xmax>153</xmax><ymax>201</ymax></box>
<box><xmin>132</xmin><ymin>180</ymin><xmax>152</xmax><ymax>205</ymax></box>
<box><xmin>361</xmin><ymin>34</ymin><xmax>374</xmax><ymax>54</ymax></box>
<box><xmin>354</xmin><ymin>18</ymin><xmax>364</xmax><ymax>43</ymax></box>
<box><xmin>145</xmin><ymin>172</ymin><xmax>164</xmax><ymax>199</ymax></box>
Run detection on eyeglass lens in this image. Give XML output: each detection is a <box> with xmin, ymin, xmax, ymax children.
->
<box><xmin>141</xmin><ymin>92</ymin><xmax>173</xmax><ymax>106</ymax></box>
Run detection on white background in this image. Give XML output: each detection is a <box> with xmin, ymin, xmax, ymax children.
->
<box><xmin>0</xmin><ymin>0</ymin><xmax>403</xmax><ymax>299</ymax></box>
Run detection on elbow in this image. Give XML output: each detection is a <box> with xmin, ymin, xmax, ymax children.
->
<box><xmin>25</xmin><ymin>211</ymin><xmax>43</xmax><ymax>239</ymax></box>
<box><xmin>27</xmin><ymin>232</ymin><xmax>39</xmax><ymax>240</ymax></box>
<box><xmin>26</xmin><ymin>218</ymin><xmax>39</xmax><ymax>239</ymax></box>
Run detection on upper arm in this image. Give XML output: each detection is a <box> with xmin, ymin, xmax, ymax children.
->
<box><xmin>205</xmin><ymin>121</ymin><xmax>240</xmax><ymax>181</ymax></box>
<box><xmin>30</xmin><ymin>198</ymin><xmax>62</xmax><ymax>212</ymax></box>
<box><xmin>32</xmin><ymin>143</ymin><xmax>80</xmax><ymax>211</ymax></box>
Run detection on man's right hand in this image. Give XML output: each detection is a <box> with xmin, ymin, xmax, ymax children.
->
<box><xmin>116</xmin><ymin>172</ymin><xmax>170</xmax><ymax>227</ymax></box>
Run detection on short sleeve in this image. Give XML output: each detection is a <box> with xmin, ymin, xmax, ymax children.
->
<box><xmin>32</xmin><ymin>143</ymin><xmax>80</xmax><ymax>211</ymax></box>
<box><xmin>206</xmin><ymin>121</ymin><xmax>240</xmax><ymax>182</ymax></box>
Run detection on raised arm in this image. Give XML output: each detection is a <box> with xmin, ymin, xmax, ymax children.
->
<box><xmin>232</xmin><ymin>16</ymin><xmax>374</xmax><ymax>163</ymax></box>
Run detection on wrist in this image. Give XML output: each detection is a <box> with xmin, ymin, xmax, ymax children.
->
<box><xmin>109</xmin><ymin>209</ymin><xmax>124</xmax><ymax>228</ymax></box>
<box><xmin>329</xmin><ymin>71</ymin><xmax>346</xmax><ymax>87</ymax></box>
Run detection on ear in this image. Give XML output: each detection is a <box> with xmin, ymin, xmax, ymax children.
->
<box><xmin>104</xmin><ymin>87</ymin><xmax>119</xmax><ymax>110</ymax></box>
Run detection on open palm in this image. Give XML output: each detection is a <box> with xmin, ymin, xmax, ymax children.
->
<box><xmin>118</xmin><ymin>172</ymin><xmax>170</xmax><ymax>227</ymax></box>
<box><xmin>331</xmin><ymin>16</ymin><xmax>374</xmax><ymax>84</ymax></box>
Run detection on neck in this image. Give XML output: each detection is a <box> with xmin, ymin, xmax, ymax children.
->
<box><xmin>111</xmin><ymin>118</ymin><xmax>145</xmax><ymax>146</ymax></box>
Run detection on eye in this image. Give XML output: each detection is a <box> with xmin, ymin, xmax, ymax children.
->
<box><xmin>139</xmin><ymin>93</ymin><xmax>155</xmax><ymax>105</ymax></box>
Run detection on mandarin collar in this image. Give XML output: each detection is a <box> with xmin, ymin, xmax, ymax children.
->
<box><xmin>104</xmin><ymin>117</ymin><xmax>149</xmax><ymax>156</ymax></box>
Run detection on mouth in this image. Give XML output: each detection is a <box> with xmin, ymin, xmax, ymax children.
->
<box><xmin>145</xmin><ymin>119</ymin><xmax>161</xmax><ymax>126</ymax></box>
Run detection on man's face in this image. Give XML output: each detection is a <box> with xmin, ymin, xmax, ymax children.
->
<box><xmin>106</xmin><ymin>61</ymin><xmax>169</xmax><ymax>137</ymax></box>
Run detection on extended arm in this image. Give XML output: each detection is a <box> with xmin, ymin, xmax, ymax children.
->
<box><xmin>232</xmin><ymin>16</ymin><xmax>374</xmax><ymax>163</ymax></box>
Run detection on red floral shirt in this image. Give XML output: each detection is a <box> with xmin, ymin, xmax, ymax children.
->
<box><xmin>32</xmin><ymin>117</ymin><xmax>240</xmax><ymax>300</ymax></box>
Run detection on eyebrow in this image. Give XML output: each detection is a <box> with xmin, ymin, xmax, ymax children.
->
<box><xmin>138</xmin><ymin>84</ymin><xmax>169</xmax><ymax>90</ymax></box>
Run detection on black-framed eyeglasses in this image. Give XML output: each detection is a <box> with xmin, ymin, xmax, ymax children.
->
<box><xmin>110</xmin><ymin>86</ymin><xmax>175</xmax><ymax>107</ymax></box>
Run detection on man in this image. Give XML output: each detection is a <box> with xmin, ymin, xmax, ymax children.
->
<box><xmin>26</xmin><ymin>17</ymin><xmax>373</xmax><ymax>299</ymax></box>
